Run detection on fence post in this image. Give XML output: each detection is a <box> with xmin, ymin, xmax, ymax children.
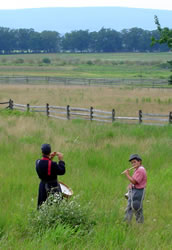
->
<box><xmin>90</xmin><ymin>106</ymin><xmax>93</xmax><ymax>121</ymax></box>
<box><xmin>139</xmin><ymin>110</ymin><xmax>142</xmax><ymax>124</ymax></box>
<box><xmin>112</xmin><ymin>109</ymin><xmax>115</xmax><ymax>122</ymax></box>
<box><xmin>46</xmin><ymin>103</ymin><xmax>49</xmax><ymax>117</ymax></box>
<box><xmin>67</xmin><ymin>105</ymin><xmax>70</xmax><ymax>120</ymax></box>
<box><xmin>169</xmin><ymin>112</ymin><xmax>172</xmax><ymax>124</ymax></box>
<box><xmin>26</xmin><ymin>76</ymin><xmax>29</xmax><ymax>84</ymax></box>
<box><xmin>27</xmin><ymin>104</ymin><xmax>30</xmax><ymax>112</ymax></box>
<box><xmin>9</xmin><ymin>99</ymin><xmax>13</xmax><ymax>110</ymax></box>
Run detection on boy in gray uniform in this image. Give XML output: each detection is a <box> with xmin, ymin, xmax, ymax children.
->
<box><xmin>123</xmin><ymin>154</ymin><xmax>147</xmax><ymax>223</ymax></box>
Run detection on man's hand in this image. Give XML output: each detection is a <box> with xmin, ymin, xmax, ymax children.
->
<box><xmin>124</xmin><ymin>169</ymin><xmax>137</xmax><ymax>185</ymax></box>
<box><xmin>123</xmin><ymin>169</ymin><xmax>130</xmax><ymax>176</ymax></box>
<box><xmin>50</xmin><ymin>151</ymin><xmax>63</xmax><ymax>161</ymax></box>
<box><xmin>50</xmin><ymin>152</ymin><xmax>56</xmax><ymax>159</ymax></box>
<box><xmin>56</xmin><ymin>152</ymin><xmax>63</xmax><ymax>161</ymax></box>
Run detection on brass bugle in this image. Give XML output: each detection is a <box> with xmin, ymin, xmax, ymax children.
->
<box><xmin>121</xmin><ymin>166</ymin><xmax>135</xmax><ymax>174</ymax></box>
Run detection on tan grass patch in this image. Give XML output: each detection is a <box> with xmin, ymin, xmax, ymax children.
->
<box><xmin>0</xmin><ymin>85</ymin><xmax>172</xmax><ymax>116</ymax></box>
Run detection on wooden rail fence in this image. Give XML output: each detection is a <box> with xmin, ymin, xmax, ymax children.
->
<box><xmin>0</xmin><ymin>76</ymin><xmax>170</xmax><ymax>88</ymax></box>
<box><xmin>0</xmin><ymin>99</ymin><xmax>172</xmax><ymax>126</ymax></box>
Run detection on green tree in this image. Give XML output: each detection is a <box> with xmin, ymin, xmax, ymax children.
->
<box><xmin>122</xmin><ymin>28</ymin><xmax>152</xmax><ymax>52</ymax></box>
<box><xmin>30</xmin><ymin>31</ymin><xmax>42</xmax><ymax>52</ymax></box>
<box><xmin>152</xmin><ymin>16</ymin><xmax>172</xmax><ymax>48</ymax></box>
<box><xmin>95</xmin><ymin>28</ymin><xmax>122</xmax><ymax>52</ymax></box>
<box><xmin>16</xmin><ymin>28</ymin><xmax>34</xmax><ymax>52</ymax></box>
<box><xmin>0</xmin><ymin>27</ymin><xmax>17</xmax><ymax>54</ymax></box>
<box><xmin>152</xmin><ymin>15</ymin><xmax>172</xmax><ymax>84</ymax></box>
<box><xmin>40</xmin><ymin>31</ymin><xmax>61</xmax><ymax>53</ymax></box>
<box><xmin>62</xmin><ymin>30</ymin><xmax>90</xmax><ymax>52</ymax></box>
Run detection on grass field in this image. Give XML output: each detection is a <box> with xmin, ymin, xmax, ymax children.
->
<box><xmin>0</xmin><ymin>52</ymin><xmax>171</xmax><ymax>79</ymax></box>
<box><xmin>0</xmin><ymin>85</ymin><xmax>172</xmax><ymax>249</ymax></box>
<box><xmin>0</xmin><ymin>109</ymin><xmax>172</xmax><ymax>249</ymax></box>
<box><xmin>0</xmin><ymin>85</ymin><xmax>172</xmax><ymax>116</ymax></box>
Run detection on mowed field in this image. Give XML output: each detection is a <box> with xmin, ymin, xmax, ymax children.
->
<box><xmin>0</xmin><ymin>84</ymin><xmax>172</xmax><ymax>249</ymax></box>
<box><xmin>0</xmin><ymin>52</ymin><xmax>171</xmax><ymax>79</ymax></box>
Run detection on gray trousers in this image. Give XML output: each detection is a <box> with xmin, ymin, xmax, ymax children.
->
<box><xmin>124</xmin><ymin>188</ymin><xmax>145</xmax><ymax>223</ymax></box>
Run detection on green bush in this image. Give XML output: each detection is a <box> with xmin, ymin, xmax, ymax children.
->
<box><xmin>168</xmin><ymin>75</ymin><xmax>172</xmax><ymax>85</ymax></box>
<box><xmin>1</xmin><ymin>58</ymin><xmax>7</xmax><ymax>64</ymax></box>
<box><xmin>42</xmin><ymin>58</ymin><xmax>51</xmax><ymax>64</ymax></box>
<box><xmin>86</xmin><ymin>60</ymin><xmax>93</xmax><ymax>65</ymax></box>
<box><xmin>14</xmin><ymin>58</ymin><xmax>24</xmax><ymax>64</ymax></box>
<box><xmin>29</xmin><ymin>194</ymin><xmax>95</xmax><ymax>234</ymax></box>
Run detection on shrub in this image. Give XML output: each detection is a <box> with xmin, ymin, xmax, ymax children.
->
<box><xmin>14</xmin><ymin>58</ymin><xmax>24</xmax><ymax>64</ymax></box>
<box><xmin>29</xmin><ymin>194</ymin><xmax>95</xmax><ymax>234</ymax></box>
<box><xmin>168</xmin><ymin>75</ymin><xmax>172</xmax><ymax>85</ymax></box>
<box><xmin>86</xmin><ymin>60</ymin><xmax>93</xmax><ymax>65</ymax></box>
<box><xmin>1</xmin><ymin>58</ymin><xmax>7</xmax><ymax>64</ymax></box>
<box><xmin>42</xmin><ymin>58</ymin><xmax>51</xmax><ymax>64</ymax></box>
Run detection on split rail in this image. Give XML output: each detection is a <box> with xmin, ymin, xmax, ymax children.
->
<box><xmin>0</xmin><ymin>99</ymin><xmax>171</xmax><ymax>126</ymax></box>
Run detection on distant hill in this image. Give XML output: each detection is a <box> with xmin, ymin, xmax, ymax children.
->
<box><xmin>0</xmin><ymin>7</ymin><xmax>172</xmax><ymax>33</ymax></box>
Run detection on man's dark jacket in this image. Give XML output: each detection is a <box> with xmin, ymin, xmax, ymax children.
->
<box><xmin>36</xmin><ymin>156</ymin><xmax>65</xmax><ymax>208</ymax></box>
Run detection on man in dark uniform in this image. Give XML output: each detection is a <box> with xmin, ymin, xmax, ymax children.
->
<box><xmin>36</xmin><ymin>144</ymin><xmax>65</xmax><ymax>208</ymax></box>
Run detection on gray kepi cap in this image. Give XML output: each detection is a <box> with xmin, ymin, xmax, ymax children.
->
<box><xmin>129</xmin><ymin>154</ymin><xmax>142</xmax><ymax>162</ymax></box>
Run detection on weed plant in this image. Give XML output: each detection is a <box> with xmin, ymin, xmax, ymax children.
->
<box><xmin>29</xmin><ymin>194</ymin><xmax>95</xmax><ymax>234</ymax></box>
<box><xmin>42</xmin><ymin>58</ymin><xmax>51</xmax><ymax>64</ymax></box>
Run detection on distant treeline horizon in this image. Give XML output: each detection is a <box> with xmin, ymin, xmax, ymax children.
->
<box><xmin>0</xmin><ymin>26</ymin><xmax>168</xmax><ymax>54</ymax></box>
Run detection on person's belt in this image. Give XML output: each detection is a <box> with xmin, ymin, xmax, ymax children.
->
<box><xmin>41</xmin><ymin>179</ymin><xmax>57</xmax><ymax>184</ymax></box>
<box><xmin>132</xmin><ymin>187</ymin><xmax>144</xmax><ymax>190</ymax></box>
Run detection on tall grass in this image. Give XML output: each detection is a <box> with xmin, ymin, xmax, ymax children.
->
<box><xmin>0</xmin><ymin>85</ymin><xmax>172</xmax><ymax>116</ymax></box>
<box><xmin>0</xmin><ymin>109</ymin><xmax>172</xmax><ymax>249</ymax></box>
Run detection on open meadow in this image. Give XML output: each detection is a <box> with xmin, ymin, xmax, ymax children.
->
<box><xmin>0</xmin><ymin>84</ymin><xmax>172</xmax><ymax>249</ymax></box>
<box><xmin>0</xmin><ymin>52</ymin><xmax>171</xmax><ymax>80</ymax></box>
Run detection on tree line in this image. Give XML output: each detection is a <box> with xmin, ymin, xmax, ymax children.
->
<box><xmin>0</xmin><ymin>26</ymin><xmax>168</xmax><ymax>54</ymax></box>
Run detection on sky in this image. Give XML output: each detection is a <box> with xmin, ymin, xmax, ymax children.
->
<box><xmin>0</xmin><ymin>0</ymin><xmax>172</xmax><ymax>11</ymax></box>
